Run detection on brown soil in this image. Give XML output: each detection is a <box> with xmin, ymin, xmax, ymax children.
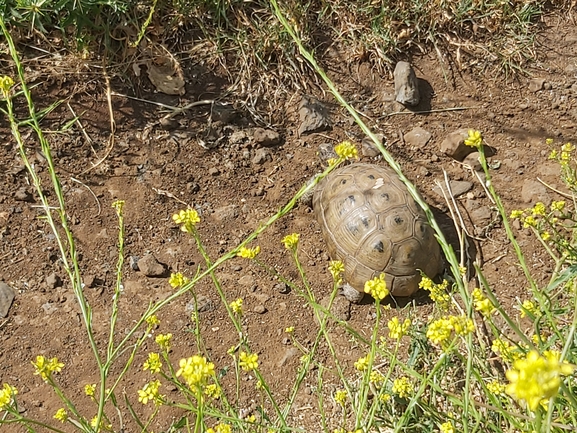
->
<box><xmin>1</xmin><ymin>14</ymin><xmax>576</xmax><ymax>433</ymax></box>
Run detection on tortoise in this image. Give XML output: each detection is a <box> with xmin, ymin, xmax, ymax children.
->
<box><xmin>312</xmin><ymin>162</ymin><xmax>443</xmax><ymax>302</ymax></box>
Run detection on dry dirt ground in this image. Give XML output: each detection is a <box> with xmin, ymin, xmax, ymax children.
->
<box><xmin>1</xmin><ymin>14</ymin><xmax>577</xmax><ymax>433</ymax></box>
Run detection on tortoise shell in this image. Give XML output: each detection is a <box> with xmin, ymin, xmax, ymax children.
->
<box><xmin>313</xmin><ymin>163</ymin><xmax>443</xmax><ymax>297</ymax></box>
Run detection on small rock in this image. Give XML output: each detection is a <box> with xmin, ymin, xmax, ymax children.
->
<box><xmin>185</xmin><ymin>295</ymin><xmax>214</xmax><ymax>314</ymax></box>
<box><xmin>0</xmin><ymin>282</ymin><xmax>15</xmax><ymax>318</ymax></box>
<box><xmin>462</xmin><ymin>152</ymin><xmax>482</xmax><ymax>171</ymax></box>
<box><xmin>317</xmin><ymin>295</ymin><xmax>351</xmax><ymax>323</ymax></box>
<box><xmin>229</xmin><ymin>130</ymin><xmax>248</xmax><ymax>145</ymax></box>
<box><xmin>213</xmin><ymin>204</ymin><xmax>238</xmax><ymax>221</ymax></box>
<box><xmin>277</xmin><ymin>347</ymin><xmax>299</xmax><ymax>367</ymax></box>
<box><xmin>208</xmin><ymin>167</ymin><xmax>221</xmax><ymax>176</ymax></box>
<box><xmin>42</xmin><ymin>302</ymin><xmax>58</xmax><ymax>315</ymax></box>
<box><xmin>83</xmin><ymin>274</ymin><xmax>96</xmax><ymax>288</ymax></box>
<box><xmin>521</xmin><ymin>180</ymin><xmax>551</xmax><ymax>205</ymax></box>
<box><xmin>129</xmin><ymin>256</ymin><xmax>140</xmax><ymax>271</ymax></box>
<box><xmin>440</xmin><ymin>129</ymin><xmax>475</xmax><ymax>161</ymax></box>
<box><xmin>239</xmin><ymin>275</ymin><xmax>255</xmax><ymax>287</ymax></box>
<box><xmin>14</xmin><ymin>187</ymin><xmax>33</xmax><ymax>202</ymax></box>
<box><xmin>253</xmin><ymin>128</ymin><xmax>281</xmax><ymax>147</ymax></box>
<box><xmin>253</xmin><ymin>305</ymin><xmax>267</xmax><ymax>314</ymax></box>
<box><xmin>394</xmin><ymin>61</ymin><xmax>420</xmax><ymax>106</ymax></box>
<box><xmin>317</xmin><ymin>142</ymin><xmax>338</xmax><ymax>162</ymax></box>
<box><xmin>503</xmin><ymin>158</ymin><xmax>524</xmax><ymax>171</ymax></box>
<box><xmin>252</xmin><ymin>148</ymin><xmax>271</xmax><ymax>165</ymax></box>
<box><xmin>160</xmin><ymin>117</ymin><xmax>179</xmax><ymax>130</ymax></box>
<box><xmin>45</xmin><ymin>272</ymin><xmax>62</xmax><ymax>289</ymax></box>
<box><xmin>528</xmin><ymin>78</ymin><xmax>546</xmax><ymax>92</ymax></box>
<box><xmin>361</xmin><ymin>135</ymin><xmax>383</xmax><ymax>157</ymax></box>
<box><xmin>403</xmin><ymin>127</ymin><xmax>431</xmax><ymax>148</ymax></box>
<box><xmin>432</xmin><ymin>180</ymin><xmax>473</xmax><ymax>198</ymax></box>
<box><xmin>137</xmin><ymin>254</ymin><xmax>167</xmax><ymax>277</ymax></box>
<box><xmin>470</xmin><ymin>206</ymin><xmax>492</xmax><ymax>226</ymax></box>
<box><xmin>298</xmin><ymin>96</ymin><xmax>332</xmax><ymax>136</ymax></box>
<box><xmin>275</xmin><ymin>282</ymin><xmax>290</xmax><ymax>294</ymax></box>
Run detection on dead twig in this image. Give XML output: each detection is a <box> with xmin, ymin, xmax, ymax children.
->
<box><xmin>71</xmin><ymin>177</ymin><xmax>102</xmax><ymax>216</ymax></box>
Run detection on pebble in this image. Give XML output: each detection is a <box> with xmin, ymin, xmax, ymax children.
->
<box><xmin>137</xmin><ymin>254</ymin><xmax>167</xmax><ymax>277</ymax></box>
<box><xmin>42</xmin><ymin>302</ymin><xmax>58</xmax><ymax>315</ymax></box>
<box><xmin>14</xmin><ymin>187</ymin><xmax>33</xmax><ymax>202</ymax></box>
<box><xmin>403</xmin><ymin>126</ymin><xmax>431</xmax><ymax>148</ymax></box>
<box><xmin>253</xmin><ymin>305</ymin><xmax>267</xmax><ymax>314</ymax></box>
<box><xmin>239</xmin><ymin>275</ymin><xmax>255</xmax><ymax>287</ymax></box>
<box><xmin>317</xmin><ymin>295</ymin><xmax>351</xmax><ymax>323</ymax></box>
<box><xmin>432</xmin><ymin>180</ymin><xmax>473</xmax><ymax>198</ymax></box>
<box><xmin>45</xmin><ymin>272</ymin><xmax>62</xmax><ymax>289</ymax></box>
<box><xmin>277</xmin><ymin>347</ymin><xmax>299</xmax><ymax>367</ymax></box>
<box><xmin>462</xmin><ymin>152</ymin><xmax>482</xmax><ymax>171</ymax></box>
<box><xmin>213</xmin><ymin>204</ymin><xmax>238</xmax><ymax>221</ymax></box>
<box><xmin>208</xmin><ymin>167</ymin><xmax>221</xmax><ymax>176</ymax></box>
<box><xmin>185</xmin><ymin>295</ymin><xmax>214</xmax><ymax>314</ymax></box>
<box><xmin>317</xmin><ymin>142</ymin><xmax>338</xmax><ymax>162</ymax></box>
<box><xmin>252</xmin><ymin>148</ymin><xmax>271</xmax><ymax>165</ymax></box>
<box><xmin>521</xmin><ymin>179</ymin><xmax>551</xmax><ymax>205</ymax></box>
<box><xmin>439</xmin><ymin>129</ymin><xmax>475</xmax><ymax>161</ymax></box>
<box><xmin>298</xmin><ymin>96</ymin><xmax>332</xmax><ymax>136</ymax></box>
<box><xmin>129</xmin><ymin>256</ymin><xmax>140</xmax><ymax>271</ymax></box>
<box><xmin>361</xmin><ymin>135</ymin><xmax>384</xmax><ymax>157</ymax></box>
<box><xmin>253</xmin><ymin>128</ymin><xmax>281</xmax><ymax>147</ymax></box>
<box><xmin>528</xmin><ymin>77</ymin><xmax>546</xmax><ymax>92</ymax></box>
<box><xmin>394</xmin><ymin>61</ymin><xmax>420</xmax><ymax>106</ymax></box>
<box><xmin>0</xmin><ymin>282</ymin><xmax>15</xmax><ymax>318</ymax></box>
<box><xmin>275</xmin><ymin>282</ymin><xmax>290</xmax><ymax>294</ymax></box>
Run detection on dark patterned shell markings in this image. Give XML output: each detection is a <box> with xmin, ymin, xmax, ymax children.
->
<box><xmin>313</xmin><ymin>163</ymin><xmax>443</xmax><ymax>297</ymax></box>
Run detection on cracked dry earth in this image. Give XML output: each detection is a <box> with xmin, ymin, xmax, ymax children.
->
<box><xmin>1</xmin><ymin>15</ymin><xmax>577</xmax><ymax>433</ymax></box>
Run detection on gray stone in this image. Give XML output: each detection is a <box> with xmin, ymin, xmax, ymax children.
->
<box><xmin>403</xmin><ymin>127</ymin><xmax>431</xmax><ymax>148</ymax></box>
<box><xmin>252</xmin><ymin>148</ymin><xmax>271</xmax><ymax>165</ymax></box>
<box><xmin>239</xmin><ymin>275</ymin><xmax>255</xmax><ymax>287</ymax></box>
<box><xmin>275</xmin><ymin>282</ymin><xmax>290</xmax><ymax>294</ymax></box>
<box><xmin>42</xmin><ymin>302</ymin><xmax>58</xmax><ymax>315</ymax></box>
<box><xmin>45</xmin><ymin>272</ymin><xmax>62</xmax><ymax>289</ymax></box>
<box><xmin>503</xmin><ymin>158</ymin><xmax>524</xmax><ymax>171</ymax></box>
<box><xmin>253</xmin><ymin>305</ymin><xmax>267</xmax><ymax>314</ymax></box>
<box><xmin>317</xmin><ymin>142</ymin><xmax>338</xmax><ymax>162</ymax></box>
<box><xmin>466</xmin><ymin>200</ymin><xmax>493</xmax><ymax>225</ymax></box>
<box><xmin>433</xmin><ymin>180</ymin><xmax>473</xmax><ymax>198</ymax></box>
<box><xmin>253</xmin><ymin>128</ymin><xmax>281</xmax><ymax>147</ymax></box>
<box><xmin>213</xmin><ymin>204</ymin><xmax>238</xmax><ymax>221</ymax></box>
<box><xmin>361</xmin><ymin>135</ymin><xmax>383</xmax><ymax>157</ymax></box>
<box><xmin>14</xmin><ymin>187</ymin><xmax>33</xmax><ymax>202</ymax></box>
<box><xmin>440</xmin><ymin>129</ymin><xmax>475</xmax><ymax>161</ymax></box>
<box><xmin>0</xmin><ymin>282</ymin><xmax>15</xmax><ymax>318</ymax></box>
<box><xmin>298</xmin><ymin>97</ymin><xmax>331</xmax><ymax>136</ymax></box>
<box><xmin>528</xmin><ymin>78</ymin><xmax>546</xmax><ymax>92</ymax></box>
<box><xmin>277</xmin><ymin>347</ymin><xmax>299</xmax><ymax>367</ymax></box>
<box><xmin>462</xmin><ymin>152</ymin><xmax>482</xmax><ymax>171</ymax></box>
<box><xmin>394</xmin><ymin>61</ymin><xmax>420</xmax><ymax>106</ymax></box>
<box><xmin>137</xmin><ymin>254</ymin><xmax>167</xmax><ymax>277</ymax></box>
<box><xmin>185</xmin><ymin>295</ymin><xmax>214</xmax><ymax>314</ymax></box>
<box><xmin>318</xmin><ymin>294</ymin><xmax>351</xmax><ymax>322</ymax></box>
<box><xmin>521</xmin><ymin>179</ymin><xmax>551</xmax><ymax>205</ymax></box>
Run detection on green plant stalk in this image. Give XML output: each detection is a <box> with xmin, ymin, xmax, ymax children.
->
<box><xmin>108</xmin><ymin>201</ymin><xmax>126</xmax><ymax>360</ymax></box>
<box><xmin>268</xmin><ymin>0</ymin><xmax>464</xmax><ymax>298</ymax></box>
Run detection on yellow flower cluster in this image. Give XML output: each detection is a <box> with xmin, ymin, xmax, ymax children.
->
<box><xmin>282</xmin><ymin>233</ymin><xmax>300</xmax><ymax>250</ymax></box>
<box><xmin>0</xmin><ymin>75</ymin><xmax>14</xmax><ymax>97</ymax></box>
<box><xmin>146</xmin><ymin>315</ymin><xmax>160</xmax><ymax>327</ymax></box>
<box><xmin>0</xmin><ymin>383</ymin><xmax>17</xmax><ymax>410</ymax></box>
<box><xmin>334</xmin><ymin>140</ymin><xmax>359</xmax><ymax>160</ymax></box>
<box><xmin>364</xmin><ymin>274</ymin><xmax>389</xmax><ymax>300</ymax></box>
<box><xmin>176</xmin><ymin>355</ymin><xmax>215</xmax><ymax>389</ymax></box>
<box><xmin>440</xmin><ymin>421</ymin><xmax>455</xmax><ymax>433</ymax></box>
<box><xmin>138</xmin><ymin>379</ymin><xmax>163</xmax><ymax>405</ymax></box>
<box><xmin>32</xmin><ymin>355</ymin><xmax>64</xmax><ymax>381</ymax></box>
<box><xmin>520</xmin><ymin>299</ymin><xmax>542</xmax><ymax>319</ymax></box>
<box><xmin>369</xmin><ymin>370</ymin><xmax>385</xmax><ymax>386</ymax></box>
<box><xmin>354</xmin><ymin>355</ymin><xmax>369</xmax><ymax>372</ymax></box>
<box><xmin>143</xmin><ymin>352</ymin><xmax>162</xmax><ymax>374</ymax></box>
<box><xmin>491</xmin><ymin>339</ymin><xmax>523</xmax><ymax>363</ymax></box>
<box><xmin>172</xmin><ymin>208</ymin><xmax>201</xmax><ymax>233</ymax></box>
<box><xmin>505</xmin><ymin>350</ymin><xmax>574</xmax><ymax>411</ymax></box>
<box><xmin>168</xmin><ymin>272</ymin><xmax>190</xmax><ymax>288</ymax></box>
<box><xmin>486</xmin><ymin>379</ymin><xmax>505</xmax><ymax>395</ymax></box>
<box><xmin>207</xmin><ymin>423</ymin><xmax>232</xmax><ymax>433</ymax></box>
<box><xmin>155</xmin><ymin>333</ymin><xmax>172</xmax><ymax>351</ymax></box>
<box><xmin>464</xmin><ymin>130</ymin><xmax>482</xmax><ymax>148</ymax></box>
<box><xmin>426</xmin><ymin>315</ymin><xmax>474</xmax><ymax>347</ymax></box>
<box><xmin>419</xmin><ymin>277</ymin><xmax>450</xmax><ymax>310</ymax></box>
<box><xmin>472</xmin><ymin>288</ymin><xmax>495</xmax><ymax>316</ymax></box>
<box><xmin>230</xmin><ymin>298</ymin><xmax>243</xmax><ymax>315</ymax></box>
<box><xmin>334</xmin><ymin>389</ymin><xmax>347</xmax><ymax>406</ymax></box>
<box><xmin>329</xmin><ymin>260</ymin><xmax>345</xmax><ymax>284</ymax></box>
<box><xmin>239</xmin><ymin>352</ymin><xmax>259</xmax><ymax>371</ymax></box>
<box><xmin>237</xmin><ymin>246</ymin><xmax>261</xmax><ymax>259</ymax></box>
<box><xmin>53</xmin><ymin>408</ymin><xmax>68</xmax><ymax>422</ymax></box>
<box><xmin>392</xmin><ymin>376</ymin><xmax>412</xmax><ymax>398</ymax></box>
<box><xmin>204</xmin><ymin>383</ymin><xmax>222</xmax><ymax>399</ymax></box>
<box><xmin>387</xmin><ymin>317</ymin><xmax>411</xmax><ymax>339</ymax></box>
<box><xmin>84</xmin><ymin>384</ymin><xmax>96</xmax><ymax>396</ymax></box>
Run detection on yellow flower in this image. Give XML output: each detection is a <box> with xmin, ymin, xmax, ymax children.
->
<box><xmin>334</xmin><ymin>140</ymin><xmax>359</xmax><ymax>160</ymax></box>
<box><xmin>146</xmin><ymin>315</ymin><xmax>160</xmax><ymax>327</ymax></box>
<box><xmin>0</xmin><ymin>76</ymin><xmax>14</xmax><ymax>97</ymax></box>
<box><xmin>239</xmin><ymin>352</ymin><xmax>259</xmax><ymax>371</ymax></box>
<box><xmin>464</xmin><ymin>129</ymin><xmax>482</xmax><ymax>148</ymax></box>
<box><xmin>327</xmin><ymin>157</ymin><xmax>339</xmax><ymax>167</ymax></box>
<box><xmin>510</xmin><ymin>209</ymin><xmax>524</xmax><ymax>219</ymax></box>
<box><xmin>138</xmin><ymin>379</ymin><xmax>163</xmax><ymax>405</ymax></box>
<box><xmin>505</xmin><ymin>350</ymin><xmax>575</xmax><ymax>411</ymax></box>
<box><xmin>520</xmin><ymin>300</ymin><xmax>542</xmax><ymax>318</ymax></box>
<box><xmin>282</xmin><ymin>233</ymin><xmax>300</xmax><ymax>250</ymax></box>
<box><xmin>532</xmin><ymin>202</ymin><xmax>546</xmax><ymax>216</ymax></box>
<box><xmin>546</xmin><ymin>138</ymin><xmax>554</xmax><ymax>146</ymax></box>
<box><xmin>285</xmin><ymin>326</ymin><xmax>295</xmax><ymax>333</ymax></box>
<box><xmin>354</xmin><ymin>355</ymin><xmax>369</xmax><ymax>372</ymax></box>
<box><xmin>143</xmin><ymin>353</ymin><xmax>162</xmax><ymax>374</ymax></box>
<box><xmin>237</xmin><ymin>246</ymin><xmax>261</xmax><ymax>259</ymax></box>
<box><xmin>387</xmin><ymin>317</ymin><xmax>411</xmax><ymax>339</ymax></box>
<box><xmin>440</xmin><ymin>421</ymin><xmax>455</xmax><ymax>433</ymax></box>
<box><xmin>551</xmin><ymin>201</ymin><xmax>565</xmax><ymax>212</ymax></box>
<box><xmin>168</xmin><ymin>272</ymin><xmax>189</xmax><ymax>288</ymax></box>
<box><xmin>208</xmin><ymin>424</ymin><xmax>232</xmax><ymax>433</ymax></box>
<box><xmin>426</xmin><ymin>315</ymin><xmax>474</xmax><ymax>347</ymax></box>
<box><xmin>90</xmin><ymin>416</ymin><xmax>113</xmax><ymax>430</ymax></box>
<box><xmin>205</xmin><ymin>383</ymin><xmax>222</xmax><ymax>399</ymax></box>
<box><xmin>369</xmin><ymin>370</ymin><xmax>385</xmax><ymax>386</ymax></box>
<box><xmin>328</xmin><ymin>260</ymin><xmax>345</xmax><ymax>284</ymax></box>
<box><xmin>523</xmin><ymin>215</ymin><xmax>537</xmax><ymax>228</ymax></box>
<box><xmin>472</xmin><ymin>288</ymin><xmax>495</xmax><ymax>316</ymax></box>
<box><xmin>32</xmin><ymin>356</ymin><xmax>64</xmax><ymax>381</ymax></box>
<box><xmin>392</xmin><ymin>376</ymin><xmax>412</xmax><ymax>398</ymax></box>
<box><xmin>449</xmin><ymin>315</ymin><xmax>474</xmax><ymax>336</ymax></box>
<box><xmin>364</xmin><ymin>274</ymin><xmax>389</xmax><ymax>300</ymax></box>
<box><xmin>84</xmin><ymin>383</ymin><xmax>96</xmax><ymax>396</ymax></box>
<box><xmin>0</xmin><ymin>383</ymin><xmax>17</xmax><ymax>410</ymax></box>
<box><xmin>230</xmin><ymin>298</ymin><xmax>243</xmax><ymax>315</ymax></box>
<box><xmin>540</xmin><ymin>231</ymin><xmax>551</xmax><ymax>241</ymax></box>
<box><xmin>172</xmin><ymin>208</ymin><xmax>201</xmax><ymax>233</ymax></box>
<box><xmin>334</xmin><ymin>389</ymin><xmax>347</xmax><ymax>406</ymax></box>
<box><xmin>379</xmin><ymin>393</ymin><xmax>391</xmax><ymax>402</ymax></box>
<box><xmin>486</xmin><ymin>379</ymin><xmax>505</xmax><ymax>395</ymax></box>
<box><xmin>111</xmin><ymin>200</ymin><xmax>124</xmax><ymax>215</ymax></box>
<box><xmin>176</xmin><ymin>355</ymin><xmax>215</xmax><ymax>389</ymax></box>
<box><xmin>492</xmin><ymin>338</ymin><xmax>523</xmax><ymax>363</ymax></box>
<box><xmin>245</xmin><ymin>414</ymin><xmax>256</xmax><ymax>423</ymax></box>
<box><xmin>53</xmin><ymin>408</ymin><xmax>68</xmax><ymax>422</ymax></box>
<box><xmin>155</xmin><ymin>333</ymin><xmax>172</xmax><ymax>351</ymax></box>
<box><xmin>419</xmin><ymin>277</ymin><xmax>450</xmax><ymax>310</ymax></box>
